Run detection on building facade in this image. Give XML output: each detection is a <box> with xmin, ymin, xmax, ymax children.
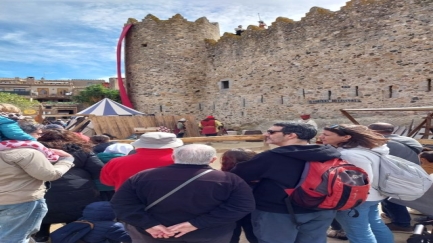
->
<box><xmin>123</xmin><ymin>0</ymin><xmax>433</xmax><ymax>127</ymax></box>
<box><xmin>0</xmin><ymin>77</ymin><xmax>105</xmax><ymax>117</ymax></box>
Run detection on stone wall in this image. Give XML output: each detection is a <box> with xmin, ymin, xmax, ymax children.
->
<box><xmin>124</xmin><ymin>0</ymin><xmax>433</xmax><ymax>129</ymax></box>
<box><xmin>124</xmin><ymin>14</ymin><xmax>220</xmax><ymax>114</ymax></box>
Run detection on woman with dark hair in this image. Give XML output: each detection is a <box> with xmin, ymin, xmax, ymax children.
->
<box><xmin>90</xmin><ymin>135</ymin><xmax>116</xmax><ymax>154</ymax></box>
<box><xmin>33</xmin><ymin>129</ymin><xmax>104</xmax><ymax>243</ymax></box>
<box><xmin>319</xmin><ymin>124</ymin><xmax>393</xmax><ymax>243</ymax></box>
<box><xmin>222</xmin><ymin>148</ymin><xmax>258</xmax><ymax>243</ymax></box>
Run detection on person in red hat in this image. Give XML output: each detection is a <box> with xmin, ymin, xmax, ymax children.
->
<box><xmin>297</xmin><ymin>113</ymin><xmax>318</xmax><ymax>130</ymax></box>
<box><xmin>198</xmin><ymin>116</ymin><xmax>223</xmax><ymax>136</ymax></box>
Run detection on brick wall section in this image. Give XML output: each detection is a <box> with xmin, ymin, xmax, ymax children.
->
<box><xmin>125</xmin><ymin>0</ymin><xmax>433</xmax><ymax>128</ymax></box>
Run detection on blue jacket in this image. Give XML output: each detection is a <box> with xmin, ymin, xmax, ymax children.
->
<box><xmin>0</xmin><ymin>116</ymin><xmax>35</xmax><ymax>141</ymax></box>
<box><xmin>80</xmin><ymin>201</ymin><xmax>131</xmax><ymax>243</ymax></box>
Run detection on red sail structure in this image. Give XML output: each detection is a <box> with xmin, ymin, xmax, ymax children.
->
<box><xmin>116</xmin><ymin>24</ymin><xmax>134</xmax><ymax>108</ymax></box>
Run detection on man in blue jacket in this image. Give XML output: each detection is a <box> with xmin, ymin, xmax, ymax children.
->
<box><xmin>111</xmin><ymin>144</ymin><xmax>255</xmax><ymax>243</ymax></box>
<box><xmin>231</xmin><ymin>122</ymin><xmax>341</xmax><ymax>243</ymax></box>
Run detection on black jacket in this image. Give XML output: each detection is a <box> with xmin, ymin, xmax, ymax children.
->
<box><xmin>111</xmin><ymin>164</ymin><xmax>255</xmax><ymax>241</ymax></box>
<box><xmin>43</xmin><ymin>147</ymin><xmax>104</xmax><ymax>224</ymax></box>
<box><xmin>231</xmin><ymin>144</ymin><xmax>341</xmax><ymax>214</ymax></box>
<box><xmin>93</xmin><ymin>142</ymin><xmax>116</xmax><ymax>154</ymax></box>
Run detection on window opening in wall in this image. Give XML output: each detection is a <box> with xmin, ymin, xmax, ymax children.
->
<box><xmin>328</xmin><ymin>91</ymin><xmax>332</xmax><ymax>100</ymax></box>
<box><xmin>159</xmin><ymin>105</ymin><xmax>162</xmax><ymax>112</ymax></box>
<box><xmin>243</xmin><ymin>98</ymin><xmax>246</xmax><ymax>107</ymax></box>
<box><xmin>428</xmin><ymin>79</ymin><xmax>432</xmax><ymax>92</ymax></box>
<box><xmin>355</xmin><ymin>86</ymin><xmax>359</xmax><ymax>96</ymax></box>
<box><xmin>141</xmin><ymin>43</ymin><xmax>148</xmax><ymax>47</ymax></box>
<box><xmin>241</xmin><ymin>111</ymin><xmax>244</xmax><ymax>116</ymax></box>
<box><xmin>261</xmin><ymin>95</ymin><xmax>264</xmax><ymax>103</ymax></box>
<box><xmin>389</xmin><ymin>86</ymin><xmax>393</xmax><ymax>98</ymax></box>
<box><xmin>302</xmin><ymin>89</ymin><xmax>305</xmax><ymax>99</ymax></box>
<box><xmin>221</xmin><ymin>80</ymin><xmax>229</xmax><ymax>89</ymax></box>
<box><xmin>281</xmin><ymin>96</ymin><xmax>284</xmax><ymax>104</ymax></box>
<box><xmin>198</xmin><ymin>103</ymin><xmax>202</xmax><ymax>110</ymax></box>
<box><xmin>213</xmin><ymin>103</ymin><xmax>216</xmax><ymax>110</ymax></box>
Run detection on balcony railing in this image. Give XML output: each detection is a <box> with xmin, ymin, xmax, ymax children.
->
<box><xmin>0</xmin><ymin>90</ymin><xmax>31</xmax><ymax>95</ymax></box>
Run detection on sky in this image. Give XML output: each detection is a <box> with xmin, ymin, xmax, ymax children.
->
<box><xmin>0</xmin><ymin>0</ymin><xmax>349</xmax><ymax>81</ymax></box>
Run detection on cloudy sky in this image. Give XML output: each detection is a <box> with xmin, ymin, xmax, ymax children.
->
<box><xmin>0</xmin><ymin>0</ymin><xmax>348</xmax><ymax>81</ymax></box>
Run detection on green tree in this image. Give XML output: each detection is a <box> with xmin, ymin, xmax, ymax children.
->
<box><xmin>0</xmin><ymin>92</ymin><xmax>40</xmax><ymax>110</ymax></box>
<box><xmin>73</xmin><ymin>84</ymin><xmax>120</xmax><ymax>105</ymax></box>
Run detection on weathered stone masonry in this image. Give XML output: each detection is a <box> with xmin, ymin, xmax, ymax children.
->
<box><xmin>124</xmin><ymin>0</ymin><xmax>433</xmax><ymax>128</ymax></box>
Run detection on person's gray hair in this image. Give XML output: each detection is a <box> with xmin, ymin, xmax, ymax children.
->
<box><xmin>173</xmin><ymin>144</ymin><xmax>217</xmax><ymax>165</ymax></box>
<box><xmin>19</xmin><ymin>122</ymin><xmax>43</xmax><ymax>134</ymax></box>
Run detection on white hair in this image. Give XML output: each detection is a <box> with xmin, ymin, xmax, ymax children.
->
<box><xmin>173</xmin><ymin>144</ymin><xmax>216</xmax><ymax>165</ymax></box>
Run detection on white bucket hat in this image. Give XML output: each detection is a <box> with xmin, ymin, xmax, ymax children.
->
<box><xmin>178</xmin><ymin>118</ymin><xmax>186</xmax><ymax>122</ymax></box>
<box><xmin>131</xmin><ymin>132</ymin><xmax>183</xmax><ymax>149</ymax></box>
<box><xmin>104</xmin><ymin>143</ymin><xmax>134</xmax><ymax>155</ymax></box>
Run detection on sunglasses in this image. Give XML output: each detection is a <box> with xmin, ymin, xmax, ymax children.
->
<box><xmin>267</xmin><ymin>130</ymin><xmax>284</xmax><ymax>135</ymax></box>
<box><xmin>327</xmin><ymin>124</ymin><xmax>348</xmax><ymax>134</ymax></box>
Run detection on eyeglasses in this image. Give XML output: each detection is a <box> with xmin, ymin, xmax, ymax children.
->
<box><xmin>267</xmin><ymin>130</ymin><xmax>284</xmax><ymax>135</ymax></box>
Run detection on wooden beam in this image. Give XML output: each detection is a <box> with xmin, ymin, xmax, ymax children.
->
<box><xmin>112</xmin><ymin>135</ymin><xmax>266</xmax><ymax>144</ymax></box>
<box><xmin>408</xmin><ymin>120</ymin><xmax>427</xmax><ymax>137</ymax></box>
<box><xmin>181</xmin><ymin>135</ymin><xmax>265</xmax><ymax>143</ymax></box>
<box><xmin>340</xmin><ymin>109</ymin><xmax>360</xmax><ymax>124</ymax></box>
<box><xmin>417</xmin><ymin>139</ymin><xmax>433</xmax><ymax>145</ymax></box>
<box><xmin>341</xmin><ymin>107</ymin><xmax>433</xmax><ymax>112</ymax></box>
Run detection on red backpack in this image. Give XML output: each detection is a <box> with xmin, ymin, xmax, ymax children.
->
<box><xmin>285</xmin><ymin>158</ymin><xmax>370</xmax><ymax>212</ymax></box>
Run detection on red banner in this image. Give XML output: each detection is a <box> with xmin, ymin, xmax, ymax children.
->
<box><xmin>116</xmin><ymin>24</ymin><xmax>134</xmax><ymax>108</ymax></box>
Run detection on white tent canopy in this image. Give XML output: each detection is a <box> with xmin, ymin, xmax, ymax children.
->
<box><xmin>77</xmin><ymin>98</ymin><xmax>144</xmax><ymax>116</ymax></box>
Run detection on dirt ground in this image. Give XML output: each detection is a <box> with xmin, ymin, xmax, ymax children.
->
<box><xmin>49</xmin><ymin>141</ymin><xmax>416</xmax><ymax>243</ymax></box>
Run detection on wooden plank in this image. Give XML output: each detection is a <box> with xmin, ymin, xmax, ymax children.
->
<box><xmin>408</xmin><ymin>120</ymin><xmax>427</xmax><ymax>137</ymax></box>
<box><xmin>341</xmin><ymin>107</ymin><xmax>433</xmax><ymax>112</ymax></box>
<box><xmin>418</xmin><ymin>139</ymin><xmax>433</xmax><ymax>145</ymax></box>
<box><xmin>340</xmin><ymin>109</ymin><xmax>360</xmax><ymax>124</ymax></box>
<box><xmin>89</xmin><ymin>116</ymin><xmax>102</xmax><ymax>135</ymax></box>
<box><xmin>112</xmin><ymin>135</ymin><xmax>265</xmax><ymax>144</ymax></box>
<box><xmin>423</xmin><ymin>116</ymin><xmax>432</xmax><ymax>139</ymax></box>
<box><xmin>394</xmin><ymin>126</ymin><xmax>406</xmax><ymax>136</ymax></box>
<box><xmin>79</xmin><ymin>115</ymin><xmax>199</xmax><ymax>139</ymax></box>
<box><xmin>69</xmin><ymin>118</ymin><xmax>88</xmax><ymax>132</ymax></box>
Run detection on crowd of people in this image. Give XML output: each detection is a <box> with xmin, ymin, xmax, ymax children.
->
<box><xmin>1</xmin><ymin>103</ymin><xmax>432</xmax><ymax>243</ymax></box>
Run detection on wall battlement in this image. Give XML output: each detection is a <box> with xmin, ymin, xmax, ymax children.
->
<box><xmin>125</xmin><ymin>0</ymin><xmax>433</xmax><ymax>128</ymax></box>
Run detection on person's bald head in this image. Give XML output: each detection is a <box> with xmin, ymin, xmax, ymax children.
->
<box><xmin>368</xmin><ymin>122</ymin><xmax>394</xmax><ymax>135</ymax></box>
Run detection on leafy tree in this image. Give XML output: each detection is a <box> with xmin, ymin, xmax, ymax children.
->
<box><xmin>0</xmin><ymin>92</ymin><xmax>40</xmax><ymax>110</ymax></box>
<box><xmin>73</xmin><ymin>84</ymin><xmax>120</xmax><ymax>105</ymax></box>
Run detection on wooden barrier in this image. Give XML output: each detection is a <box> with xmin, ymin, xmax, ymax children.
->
<box><xmin>68</xmin><ymin>115</ymin><xmax>201</xmax><ymax>139</ymax></box>
<box><xmin>418</xmin><ymin>139</ymin><xmax>433</xmax><ymax>145</ymax></box>
<box><xmin>112</xmin><ymin>134</ymin><xmax>269</xmax><ymax>152</ymax></box>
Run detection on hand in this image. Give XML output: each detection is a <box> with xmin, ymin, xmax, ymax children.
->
<box><xmin>146</xmin><ymin>225</ymin><xmax>174</xmax><ymax>238</ymax></box>
<box><xmin>167</xmin><ymin>222</ymin><xmax>197</xmax><ymax>238</ymax></box>
<box><xmin>50</xmin><ymin>149</ymin><xmax>73</xmax><ymax>157</ymax></box>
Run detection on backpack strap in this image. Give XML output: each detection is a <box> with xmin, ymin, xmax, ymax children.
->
<box><xmin>275</xmin><ymin>180</ymin><xmax>304</xmax><ymax>228</ymax></box>
<box><xmin>145</xmin><ymin>169</ymin><xmax>213</xmax><ymax>211</ymax></box>
<box><xmin>283</xmin><ymin>196</ymin><xmax>302</xmax><ymax>229</ymax></box>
